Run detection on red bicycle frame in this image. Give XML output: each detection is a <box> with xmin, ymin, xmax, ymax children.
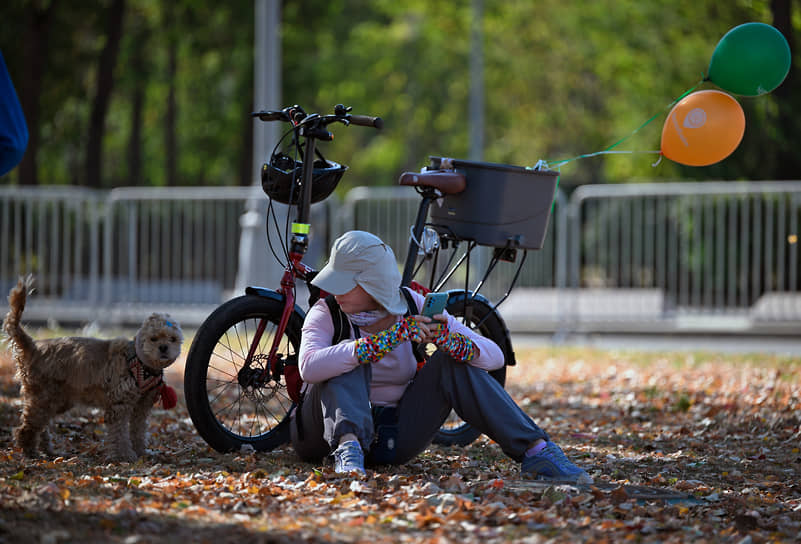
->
<box><xmin>243</xmin><ymin>106</ymin><xmax>382</xmax><ymax>388</ymax></box>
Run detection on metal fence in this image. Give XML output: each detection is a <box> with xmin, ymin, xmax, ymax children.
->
<box><xmin>1</xmin><ymin>181</ymin><xmax>799</xmax><ymax>333</ymax></box>
<box><xmin>2</xmin><ymin>186</ymin><xmax>103</xmax><ymax>322</ymax></box>
<box><xmin>1</xmin><ymin>186</ymin><xmax>260</xmax><ymax>324</ymax></box>
<box><xmin>565</xmin><ymin>182</ymin><xmax>801</xmax><ymax>334</ymax></box>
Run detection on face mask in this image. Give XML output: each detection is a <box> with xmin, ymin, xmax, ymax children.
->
<box><xmin>346</xmin><ymin>308</ymin><xmax>390</xmax><ymax>327</ymax></box>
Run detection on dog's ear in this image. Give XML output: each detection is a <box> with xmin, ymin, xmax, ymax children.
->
<box><xmin>143</xmin><ymin>313</ymin><xmax>160</xmax><ymax>328</ymax></box>
<box><xmin>134</xmin><ymin>325</ymin><xmax>145</xmax><ymax>357</ymax></box>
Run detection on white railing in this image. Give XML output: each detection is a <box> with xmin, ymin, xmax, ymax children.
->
<box><xmin>566</xmin><ymin>182</ymin><xmax>801</xmax><ymax>333</ymax></box>
<box><xmin>1</xmin><ymin>181</ymin><xmax>799</xmax><ymax>333</ymax></box>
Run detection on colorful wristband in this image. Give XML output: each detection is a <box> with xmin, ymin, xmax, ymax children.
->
<box><xmin>436</xmin><ymin>331</ymin><xmax>477</xmax><ymax>362</ymax></box>
<box><xmin>354</xmin><ymin>317</ymin><xmax>423</xmax><ymax>365</ymax></box>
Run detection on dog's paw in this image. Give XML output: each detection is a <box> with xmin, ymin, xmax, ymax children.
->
<box><xmin>20</xmin><ymin>449</ymin><xmax>46</xmax><ymax>460</ymax></box>
<box><xmin>109</xmin><ymin>450</ymin><xmax>140</xmax><ymax>463</ymax></box>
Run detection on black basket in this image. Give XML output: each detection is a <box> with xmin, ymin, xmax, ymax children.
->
<box><xmin>261</xmin><ymin>153</ymin><xmax>347</xmax><ymax>205</ymax></box>
<box><xmin>427</xmin><ymin>157</ymin><xmax>559</xmax><ymax>250</ymax></box>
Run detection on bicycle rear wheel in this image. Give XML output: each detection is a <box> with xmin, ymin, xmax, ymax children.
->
<box><xmin>184</xmin><ymin>294</ymin><xmax>302</xmax><ymax>453</ymax></box>
<box><xmin>432</xmin><ymin>291</ymin><xmax>511</xmax><ymax>446</ymax></box>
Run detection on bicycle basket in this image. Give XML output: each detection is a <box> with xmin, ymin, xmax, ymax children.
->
<box><xmin>261</xmin><ymin>153</ymin><xmax>348</xmax><ymax>204</ymax></box>
<box><xmin>427</xmin><ymin>156</ymin><xmax>559</xmax><ymax>250</ymax></box>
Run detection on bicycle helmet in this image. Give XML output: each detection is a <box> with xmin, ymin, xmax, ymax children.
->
<box><xmin>261</xmin><ymin>153</ymin><xmax>348</xmax><ymax>204</ymax></box>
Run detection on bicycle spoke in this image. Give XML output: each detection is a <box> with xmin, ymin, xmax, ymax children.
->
<box><xmin>237</xmin><ymin>386</ymin><xmax>245</xmax><ymax>436</ymax></box>
<box><xmin>233</xmin><ymin>320</ymin><xmax>248</xmax><ymax>358</ymax></box>
<box><xmin>206</xmin><ymin>365</ymin><xmax>237</xmax><ymax>383</ymax></box>
<box><xmin>250</xmin><ymin>395</ymin><xmax>265</xmax><ymax>438</ymax></box>
<box><xmin>254</xmin><ymin>386</ymin><xmax>287</xmax><ymax>424</ymax></box>
<box><xmin>220</xmin><ymin>329</ymin><xmax>244</xmax><ymax>368</ymax></box>
<box><xmin>226</xmin><ymin>324</ymin><xmax>247</xmax><ymax>366</ymax></box>
<box><xmin>204</xmin><ymin>319</ymin><xmax>294</xmax><ymax>439</ymax></box>
<box><xmin>212</xmin><ymin>340</ymin><xmax>241</xmax><ymax>367</ymax></box>
<box><xmin>207</xmin><ymin>363</ymin><xmax>237</xmax><ymax>380</ymax></box>
<box><xmin>212</xmin><ymin>392</ymin><xmax>245</xmax><ymax>423</ymax></box>
<box><xmin>207</xmin><ymin>379</ymin><xmax>238</xmax><ymax>407</ymax></box>
<box><xmin>210</xmin><ymin>380</ymin><xmax>253</xmax><ymax>431</ymax></box>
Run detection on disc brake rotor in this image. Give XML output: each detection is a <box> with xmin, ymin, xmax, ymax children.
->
<box><xmin>237</xmin><ymin>354</ymin><xmax>284</xmax><ymax>402</ymax></box>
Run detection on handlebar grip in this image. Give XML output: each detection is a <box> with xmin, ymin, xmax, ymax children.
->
<box><xmin>252</xmin><ymin>110</ymin><xmax>289</xmax><ymax>122</ymax></box>
<box><xmin>349</xmin><ymin>115</ymin><xmax>384</xmax><ymax>129</ymax></box>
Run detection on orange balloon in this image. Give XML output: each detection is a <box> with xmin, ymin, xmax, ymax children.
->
<box><xmin>660</xmin><ymin>90</ymin><xmax>745</xmax><ymax>166</ymax></box>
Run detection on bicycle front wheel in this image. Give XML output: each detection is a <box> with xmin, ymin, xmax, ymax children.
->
<box><xmin>432</xmin><ymin>292</ymin><xmax>511</xmax><ymax>446</ymax></box>
<box><xmin>184</xmin><ymin>294</ymin><xmax>303</xmax><ymax>453</ymax></box>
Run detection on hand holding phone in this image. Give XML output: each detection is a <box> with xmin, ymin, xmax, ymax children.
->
<box><xmin>421</xmin><ymin>292</ymin><xmax>448</xmax><ymax>318</ymax></box>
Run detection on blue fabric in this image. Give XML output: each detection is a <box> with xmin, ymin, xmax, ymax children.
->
<box><xmin>0</xmin><ymin>51</ymin><xmax>28</xmax><ymax>177</ymax></box>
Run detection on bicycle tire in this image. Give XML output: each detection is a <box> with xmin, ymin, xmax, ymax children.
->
<box><xmin>432</xmin><ymin>291</ymin><xmax>512</xmax><ymax>446</ymax></box>
<box><xmin>184</xmin><ymin>294</ymin><xmax>303</xmax><ymax>453</ymax></box>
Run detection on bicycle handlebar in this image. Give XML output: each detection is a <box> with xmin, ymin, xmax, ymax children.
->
<box><xmin>251</xmin><ymin>104</ymin><xmax>383</xmax><ymax>130</ymax></box>
<box><xmin>348</xmin><ymin>114</ymin><xmax>384</xmax><ymax>129</ymax></box>
<box><xmin>252</xmin><ymin>110</ymin><xmax>289</xmax><ymax>122</ymax></box>
<box><xmin>251</xmin><ymin>104</ymin><xmax>382</xmax><ymax>254</ymax></box>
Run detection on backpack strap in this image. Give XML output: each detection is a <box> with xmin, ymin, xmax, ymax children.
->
<box><xmin>325</xmin><ymin>294</ymin><xmax>360</xmax><ymax>343</ymax></box>
<box><xmin>306</xmin><ymin>270</ymin><xmax>322</xmax><ymax>309</ymax></box>
<box><xmin>400</xmin><ymin>286</ymin><xmax>422</xmax><ymax>316</ymax></box>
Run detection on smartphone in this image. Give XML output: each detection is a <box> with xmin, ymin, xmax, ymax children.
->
<box><xmin>421</xmin><ymin>292</ymin><xmax>449</xmax><ymax>318</ymax></box>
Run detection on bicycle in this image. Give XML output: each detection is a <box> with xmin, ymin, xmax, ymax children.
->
<box><xmin>184</xmin><ymin>103</ymin><xmax>557</xmax><ymax>453</ymax></box>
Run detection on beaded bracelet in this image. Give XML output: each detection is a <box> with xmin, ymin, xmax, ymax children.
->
<box><xmin>354</xmin><ymin>317</ymin><xmax>423</xmax><ymax>365</ymax></box>
<box><xmin>436</xmin><ymin>331</ymin><xmax>477</xmax><ymax>362</ymax></box>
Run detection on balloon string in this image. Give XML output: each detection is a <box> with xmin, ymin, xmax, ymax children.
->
<box><xmin>546</xmin><ymin>149</ymin><xmax>662</xmax><ymax>168</ymax></box>
<box><xmin>540</xmin><ymin>78</ymin><xmax>706</xmax><ymax>170</ymax></box>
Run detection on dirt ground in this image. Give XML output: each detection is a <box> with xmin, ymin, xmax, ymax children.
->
<box><xmin>0</xmin><ymin>334</ymin><xmax>799</xmax><ymax>543</ymax></box>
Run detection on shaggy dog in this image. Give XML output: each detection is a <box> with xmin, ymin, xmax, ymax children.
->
<box><xmin>3</xmin><ymin>277</ymin><xmax>183</xmax><ymax>462</ymax></box>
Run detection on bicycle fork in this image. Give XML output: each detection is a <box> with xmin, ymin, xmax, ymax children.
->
<box><xmin>241</xmin><ymin>249</ymin><xmax>311</xmax><ymax>387</ymax></box>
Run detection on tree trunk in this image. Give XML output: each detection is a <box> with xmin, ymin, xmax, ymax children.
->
<box><xmin>127</xmin><ymin>26</ymin><xmax>150</xmax><ymax>186</ymax></box>
<box><xmin>85</xmin><ymin>0</ymin><xmax>126</xmax><ymax>189</ymax></box>
<box><xmin>770</xmin><ymin>0</ymin><xmax>799</xmax><ymax>179</ymax></box>
<box><xmin>164</xmin><ymin>3</ymin><xmax>178</xmax><ymax>187</ymax></box>
<box><xmin>239</xmin><ymin>112</ymin><xmax>253</xmax><ymax>186</ymax></box>
<box><xmin>770</xmin><ymin>0</ymin><xmax>794</xmax><ymax>70</ymax></box>
<box><xmin>17</xmin><ymin>1</ymin><xmax>57</xmax><ymax>186</ymax></box>
<box><xmin>127</xmin><ymin>76</ymin><xmax>145</xmax><ymax>186</ymax></box>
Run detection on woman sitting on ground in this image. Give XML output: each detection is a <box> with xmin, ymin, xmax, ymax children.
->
<box><xmin>290</xmin><ymin>230</ymin><xmax>592</xmax><ymax>483</ymax></box>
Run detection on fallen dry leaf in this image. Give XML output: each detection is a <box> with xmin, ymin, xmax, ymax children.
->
<box><xmin>0</xmin><ymin>341</ymin><xmax>799</xmax><ymax>542</ymax></box>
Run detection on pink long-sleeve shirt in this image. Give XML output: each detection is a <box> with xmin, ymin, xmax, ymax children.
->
<box><xmin>298</xmin><ymin>288</ymin><xmax>504</xmax><ymax>407</ymax></box>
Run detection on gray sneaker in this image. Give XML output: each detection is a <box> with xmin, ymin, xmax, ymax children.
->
<box><xmin>521</xmin><ymin>441</ymin><xmax>593</xmax><ymax>484</ymax></box>
<box><xmin>333</xmin><ymin>440</ymin><xmax>366</xmax><ymax>476</ymax></box>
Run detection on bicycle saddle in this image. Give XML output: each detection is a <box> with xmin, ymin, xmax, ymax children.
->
<box><xmin>398</xmin><ymin>170</ymin><xmax>466</xmax><ymax>195</ymax></box>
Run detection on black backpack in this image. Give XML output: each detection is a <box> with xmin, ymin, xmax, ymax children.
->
<box><xmin>324</xmin><ymin>287</ymin><xmax>427</xmax><ymax>369</ymax></box>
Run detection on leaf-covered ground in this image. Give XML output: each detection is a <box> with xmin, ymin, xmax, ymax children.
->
<box><xmin>0</xmin><ymin>334</ymin><xmax>800</xmax><ymax>543</ymax></box>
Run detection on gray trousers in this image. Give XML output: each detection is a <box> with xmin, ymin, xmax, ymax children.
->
<box><xmin>290</xmin><ymin>352</ymin><xmax>548</xmax><ymax>465</ymax></box>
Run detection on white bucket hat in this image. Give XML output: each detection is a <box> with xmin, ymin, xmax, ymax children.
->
<box><xmin>312</xmin><ymin>231</ymin><xmax>406</xmax><ymax>315</ymax></box>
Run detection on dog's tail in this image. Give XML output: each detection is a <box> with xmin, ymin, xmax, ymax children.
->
<box><xmin>3</xmin><ymin>276</ymin><xmax>36</xmax><ymax>363</ymax></box>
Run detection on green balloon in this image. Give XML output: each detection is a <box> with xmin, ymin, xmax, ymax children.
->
<box><xmin>707</xmin><ymin>22</ymin><xmax>791</xmax><ymax>96</ymax></box>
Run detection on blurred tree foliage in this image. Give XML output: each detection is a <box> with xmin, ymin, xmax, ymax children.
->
<box><xmin>0</xmin><ymin>0</ymin><xmax>798</xmax><ymax>189</ymax></box>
